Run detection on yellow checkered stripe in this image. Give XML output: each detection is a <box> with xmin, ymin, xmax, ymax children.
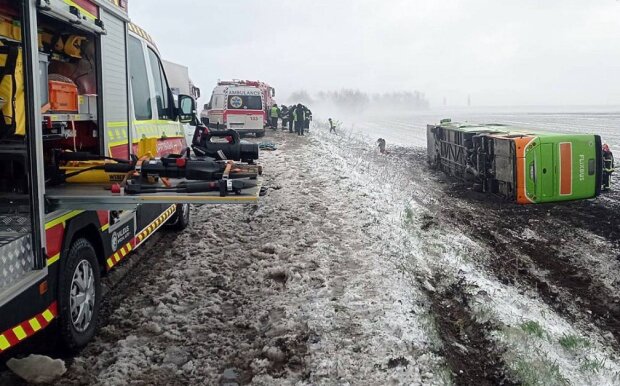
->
<box><xmin>0</xmin><ymin>303</ymin><xmax>58</xmax><ymax>354</ymax></box>
<box><xmin>106</xmin><ymin>206</ymin><xmax>176</xmax><ymax>270</ymax></box>
<box><xmin>136</xmin><ymin>206</ymin><xmax>176</xmax><ymax>246</ymax></box>
<box><xmin>105</xmin><ymin>240</ymin><xmax>134</xmax><ymax>270</ymax></box>
<box><xmin>128</xmin><ymin>23</ymin><xmax>156</xmax><ymax>48</ymax></box>
<box><xmin>107</xmin><ymin>0</ymin><xmax>128</xmax><ymax>12</ymax></box>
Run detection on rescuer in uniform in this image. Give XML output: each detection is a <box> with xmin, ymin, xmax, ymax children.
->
<box><xmin>304</xmin><ymin>106</ymin><xmax>312</xmax><ymax>133</ymax></box>
<box><xmin>270</xmin><ymin>104</ymin><xmax>280</xmax><ymax>130</ymax></box>
<box><xmin>329</xmin><ymin>118</ymin><xmax>336</xmax><ymax>134</ymax></box>
<box><xmin>294</xmin><ymin>104</ymin><xmax>305</xmax><ymax>136</ymax></box>
<box><xmin>602</xmin><ymin>143</ymin><xmax>614</xmax><ymax>191</ymax></box>
<box><xmin>281</xmin><ymin>105</ymin><xmax>289</xmax><ymax>130</ymax></box>
<box><xmin>288</xmin><ymin>105</ymin><xmax>295</xmax><ymax>133</ymax></box>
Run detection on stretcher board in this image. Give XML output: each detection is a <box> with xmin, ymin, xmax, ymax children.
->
<box><xmin>45</xmin><ymin>179</ymin><xmax>261</xmax><ymax>210</ymax></box>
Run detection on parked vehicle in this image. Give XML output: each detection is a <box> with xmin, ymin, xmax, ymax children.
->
<box><xmin>0</xmin><ymin>0</ymin><xmax>259</xmax><ymax>355</ymax></box>
<box><xmin>201</xmin><ymin>80</ymin><xmax>276</xmax><ymax>137</ymax></box>
<box><xmin>162</xmin><ymin>60</ymin><xmax>200</xmax><ymax>146</ymax></box>
<box><xmin>427</xmin><ymin>119</ymin><xmax>602</xmax><ymax>204</ymax></box>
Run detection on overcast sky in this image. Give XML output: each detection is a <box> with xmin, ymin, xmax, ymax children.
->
<box><xmin>129</xmin><ymin>0</ymin><xmax>620</xmax><ymax>108</ymax></box>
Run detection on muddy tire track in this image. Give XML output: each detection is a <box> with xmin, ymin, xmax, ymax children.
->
<box><xmin>426</xmin><ymin>277</ymin><xmax>518</xmax><ymax>386</ymax></box>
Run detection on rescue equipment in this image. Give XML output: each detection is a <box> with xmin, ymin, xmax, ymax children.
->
<box><xmin>48</xmin><ymin>149</ymin><xmax>262</xmax><ymax>197</ymax></box>
<box><xmin>0</xmin><ymin>41</ymin><xmax>25</xmax><ymax>137</ymax></box>
<box><xmin>192</xmin><ymin>128</ymin><xmax>259</xmax><ymax>162</ymax></box>
<box><xmin>48</xmin><ymin>74</ymin><xmax>79</xmax><ymax>113</ymax></box>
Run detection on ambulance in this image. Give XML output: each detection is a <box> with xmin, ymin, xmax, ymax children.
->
<box><xmin>0</xmin><ymin>0</ymin><xmax>260</xmax><ymax>354</ymax></box>
<box><xmin>202</xmin><ymin>80</ymin><xmax>276</xmax><ymax>137</ymax></box>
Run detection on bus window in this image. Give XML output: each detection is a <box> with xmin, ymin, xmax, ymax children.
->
<box><xmin>128</xmin><ymin>36</ymin><xmax>151</xmax><ymax>121</ymax></box>
<box><xmin>147</xmin><ymin>48</ymin><xmax>170</xmax><ymax>120</ymax></box>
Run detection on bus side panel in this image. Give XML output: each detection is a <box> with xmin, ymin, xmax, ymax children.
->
<box><xmin>100</xmin><ymin>8</ymin><xmax>130</xmax><ymax>158</ymax></box>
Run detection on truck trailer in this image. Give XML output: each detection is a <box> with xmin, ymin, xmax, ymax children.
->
<box><xmin>427</xmin><ymin>120</ymin><xmax>602</xmax><ymax>204</ymax></box>
<box><xmin>0</xmin><ymin>0</ymin><xmax>260</xmax><ymax>354</ymax></box>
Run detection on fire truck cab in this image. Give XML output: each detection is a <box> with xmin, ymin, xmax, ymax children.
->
<box><xmin>201</xmin><ymin>80</ymin><xmax>276</xmax><ymax>138</ymax></box>
<box><xmin>0</xmin><ymin>0</ymin><xmax>260</xmax><ymax>354</ymax></box>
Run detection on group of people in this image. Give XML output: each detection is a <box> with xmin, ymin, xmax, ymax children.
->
<box><xmin>269</xmin><ymin>103</ymin><xmax>312</xmax><ymax>136</ymax></box>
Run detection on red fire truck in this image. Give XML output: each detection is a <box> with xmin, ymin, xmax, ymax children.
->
<box><xmin>0</xmin><ymin>0</ymin><xmax>260</xmax><ymax>354</ymax></box>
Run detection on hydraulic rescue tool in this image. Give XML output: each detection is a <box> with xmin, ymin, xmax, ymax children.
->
<box><xmin>47</xmin><ymin>147</ymin><xmax>262</xmax><ymax>197</ymax></box>
<box><xmin>192</xmin><ymin>127</ymin><xmax>259</xmax><ymax>162</ymax></box>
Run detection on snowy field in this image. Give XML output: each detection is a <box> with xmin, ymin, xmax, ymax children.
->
<box><xmin>340</xmin><ymin>107</ymin><xmax>620</xmax><ymax>153</ymax></box>
<box><xmin>1</xmin><ymin>110</ymin><xmax>620</xmax><ymax>385</ymax></box>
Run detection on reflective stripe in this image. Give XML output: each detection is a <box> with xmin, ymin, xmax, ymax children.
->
<box><xmin>28</xmin><ymin>318</ymin><xmax>41</xmax><ymax>332</ymax></box>
<box><xmin>45</xmin><ymin>211</ymin><xmax>84</xmax><ymax>230</ymax></box>
<box><xmin>0</xmin><ymin>303</ymin><xmax>58</xmax><ymax>354</ymax></box>
<box><xmin>46</xmin><ymin>253</ymin><xmax>61</xmax><ymax>266</ymax></box>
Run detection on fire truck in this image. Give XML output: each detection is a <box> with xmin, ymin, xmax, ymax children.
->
<box><xmin>201</xmin><ymin>80</ymin><xmax>276</xmax><ymax>137</ymax></box>
<box><xmin>0</xmin><ymin>0</ymin><xmax>260</xmax><ymax>354</ymax></box>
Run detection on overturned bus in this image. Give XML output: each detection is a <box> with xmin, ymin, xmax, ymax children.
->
<box><xmin>427</xmin><ymin>119</ymin><xmax>602</xmax><ymax>204</ymax></box>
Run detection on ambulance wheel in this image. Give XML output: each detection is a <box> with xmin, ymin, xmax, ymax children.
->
<box><xmin>58</xmin><ymin>238</ymin><xmax>101</xmax><ymax>351</ymax></box>
<box><xmin>167</xmin><ymin>203</ymin><xmax>191</xmax><ymax>231</ymax></box>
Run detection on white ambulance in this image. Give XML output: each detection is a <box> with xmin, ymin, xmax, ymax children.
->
<box><xmin>202</xmin><ymin>80</ymin><xmax>267</xmax><ymax>137</ymax></box>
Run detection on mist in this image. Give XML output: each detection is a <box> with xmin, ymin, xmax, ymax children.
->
<box><xmin>129</xmin><ymin>0</ymin><xmax>620</xmax><ymax>108</ymax></box>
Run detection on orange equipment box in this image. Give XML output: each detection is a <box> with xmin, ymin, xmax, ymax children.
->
<box><xmin>48</xmin><ymin>80</ymin><xmax>78</xmax><ymax>113</ymax></box>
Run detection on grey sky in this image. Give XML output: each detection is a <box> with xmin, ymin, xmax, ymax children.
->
<box><xmin>130</xmin><ymin>0</ymin><xmax>620</xmax><ymax>107</ymax></box>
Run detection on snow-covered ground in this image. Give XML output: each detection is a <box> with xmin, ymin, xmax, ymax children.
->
<box><xmin>2</xmin><ymin>111</ymin><xmax>620</xmax><ymax>385</ymax></box>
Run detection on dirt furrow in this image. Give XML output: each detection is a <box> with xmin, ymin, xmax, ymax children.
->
<box><xmin>425</xmin><ymin>277</ymin><xmax>518</xmax><ymax>386</ymax></box>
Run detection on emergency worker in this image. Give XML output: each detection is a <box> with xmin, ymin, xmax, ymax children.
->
<box><xmin>280</xmin><ymin>105</ymin><xmax>289</xmax><ymax>130</ymax></box>
<box><xmin>603</xmin><ymin>143</ymin><xmax>614</xmax><ymax>191</ymax></box>
<box><xmin>329</xmin><ymin>118</ymin><xmax>336</xmax><ymax>134</ymax></box>
<box><xmin>304</xmin><ymin>106</ymin><xmax>312</xmax><ymax>133</ymax></box>
<box><xmin>270</xmin><ymin>104</ymin><xmax>280</xmax><ymax>129</ymax></box>
<box><xmin>294</xmin><ymin>104</ymin><xmax>305</xmax><ymax>136</ymax></box>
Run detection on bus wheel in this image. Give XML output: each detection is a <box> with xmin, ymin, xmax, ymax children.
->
<box><xmin>58</xmin><ymin>238</ymin><xmax>101</xmax><ymax>351</ymax></box>
<box><xmin>167</xmin><ymin>203</ymin><xmax>191</xmax><ymax>231</ymax></box>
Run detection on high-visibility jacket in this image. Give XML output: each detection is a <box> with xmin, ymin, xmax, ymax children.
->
<box><xmin>293</xmin><ymin>106</ymin><xmax>305</xmax><ymax>122</ymax></box>
<box><xmin>0</xmin><ymin>42</ymin><xmax>25</xmax><ymax>137</ymax></box>
<box><xmin>270</xmin><ymin>106</ymin><xmax>280</xmax><ymax>118</ymax></box>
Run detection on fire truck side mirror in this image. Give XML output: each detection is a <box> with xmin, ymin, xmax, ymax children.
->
<box><xmin>178</xmin><ymin>94</ymin><xmax>195</xmax><ymax>124</ymax></box>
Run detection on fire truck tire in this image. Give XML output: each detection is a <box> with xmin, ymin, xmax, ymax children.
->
<box><xmin>58</xmin><ymin>238</ymin><xmax>101</xmax><ymax>351</ymax></box>
<box><xmin>166</xmin><ymin>203</ymin><xmax>191</xmax><ymax>231</ymax></box>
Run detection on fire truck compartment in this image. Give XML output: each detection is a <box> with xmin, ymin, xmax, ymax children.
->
<box><xmin>0</xmin><ymin>232</ymin><xmax>33</xmax><ymax>292</ymax></box>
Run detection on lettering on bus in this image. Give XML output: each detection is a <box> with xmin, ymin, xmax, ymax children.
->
<box><xmin>579</xmin><ymin>154</ymin><xmax>586</xmax><ymax>182</ymax></box>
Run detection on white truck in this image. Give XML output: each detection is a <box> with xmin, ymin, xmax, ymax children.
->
<box><xmin>162</xmin><ymin>59</ymin><xmax>200</xmax><ymax>145</ymax></box>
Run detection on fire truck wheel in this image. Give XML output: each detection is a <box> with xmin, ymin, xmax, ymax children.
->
<box><xmin>167</xmin><ymin>203</ymin><xmax>191</xmax><ymax>231</ymax></box>
<box><xmin>58</xmin><ymin>238</ymin><xmax>101</xmax><ymax>351</ymax></box>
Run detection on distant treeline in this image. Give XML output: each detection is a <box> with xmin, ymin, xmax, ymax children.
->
<box><xmin>288</xmin><ymin>89</ymin><xmax>430</xmax><ymax>112</ymax></box>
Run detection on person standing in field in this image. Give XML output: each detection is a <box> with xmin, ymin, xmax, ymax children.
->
<box><xmin>269</xmin><ymin>104</ymin><xmax>280</xmax><ymax>130</ymax></box>
<box><xmin>602</xmin><ymin>143</ymin><xmax>614</xmax><ymax>191</ymax></box>
<box><xmin>377</xmin><ymin>138</ymin><xmax>386</xmax><ymax>154</ymax></box>
<box><xmin>280</xmin><ymin>105</ymin><xmax>289</xmax><ymax>131</ymax></box>
<box><xmin>294</xmin><ymin>104</ymin><xmax>305</xmax><ymax>136</ymax></box>
<box><xmin>329</xmin><ymin>118</ymin><xmax>336</xmax><ymax>134</ymax></box>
